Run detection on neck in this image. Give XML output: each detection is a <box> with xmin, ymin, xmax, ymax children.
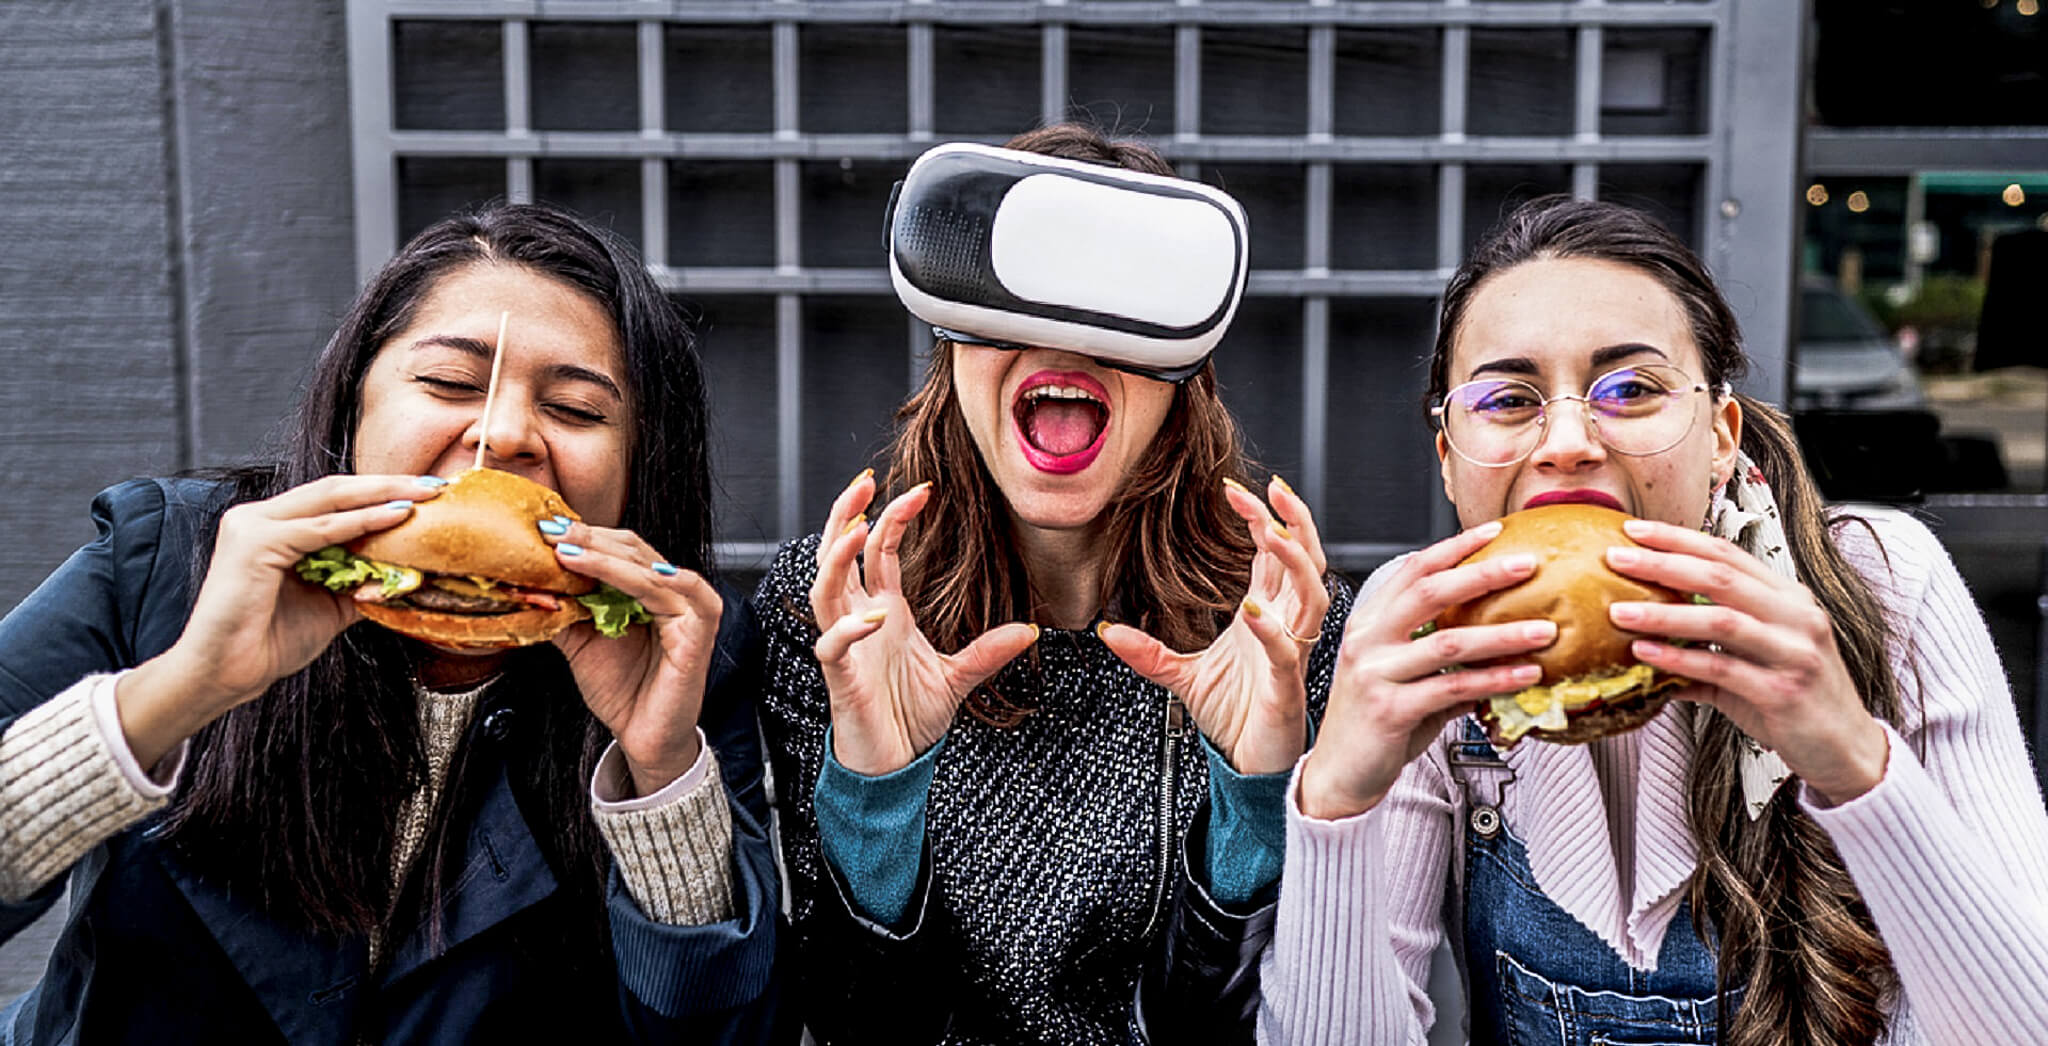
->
<box><xmin>1011</xmin><ymin>515</ymin><xmax>1111</xmax><ymax>630</ymax></box>
<box><xmin>414</xmin><ymin>650</ymin><xmax>507</xmax><ymax>692</ymax></box>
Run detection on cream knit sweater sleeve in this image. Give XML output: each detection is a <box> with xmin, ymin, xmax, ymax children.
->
<box><xmin>1</xmin><ymin>672</ymin><xmax>187</xmax><ymax>903</ymax></box>
<box><xmin>590</xmin><ymin>736</ymin><xmax>738</xmax><ymax>926</ymax></box>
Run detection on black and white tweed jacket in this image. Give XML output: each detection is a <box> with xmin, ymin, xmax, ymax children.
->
<box><xmin>755</xmin><ymin>534</ymin><xmax>1351</xmax><ymax>1045</ymax></box>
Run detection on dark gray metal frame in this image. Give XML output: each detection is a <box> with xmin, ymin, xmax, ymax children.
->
<box><xmin>347</xmin><ymin>0</ymin><xmax>1804</xmax><ymax>574</ymax></box>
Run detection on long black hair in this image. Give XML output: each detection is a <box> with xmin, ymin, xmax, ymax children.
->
<box><xmin>157</xmin><ymin>202</ymin><xmax>715</xmax><ymax>944</ymax></box>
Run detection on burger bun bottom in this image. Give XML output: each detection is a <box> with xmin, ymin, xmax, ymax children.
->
<box><xmin>357</xmin><ymin>599</ymin><xmax>590</xmax><ymax>651</ymax></box>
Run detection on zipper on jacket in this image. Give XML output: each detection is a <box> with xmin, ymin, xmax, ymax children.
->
<box><xmin>1140</xmin><ymin>694</ymin><xmax>1185</xmax><ymax>940</ymax></box>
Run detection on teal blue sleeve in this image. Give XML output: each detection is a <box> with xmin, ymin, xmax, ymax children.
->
<box><xmin>1200</xmin><ymin>734</ymin><xmax>1292</xmax><ymax>908</ymax></box>
<box><xmin>813</xmin><ymin>728</ymin><xmax>944</xmax><ymax>927</ymax></box>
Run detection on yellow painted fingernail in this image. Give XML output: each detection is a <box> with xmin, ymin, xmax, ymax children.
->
<box><xmin>1029</xmin><ymin>623</ymin><xmax>1042</xmax><ymax>641</ymax></box>
<box><xmin>913</xmin><ymin>480</ymin><xmax>934</xmax><ymax>493</ymax></box>
<box><xmin>860</xmin><ymin>607</ymin><xmax>888</xmax><ymax>624</ymax></box>
<box><xmin>1270</xmin><ymin>521</ymin><xmax>1294</xmax><ymax>542</ymax></box>
<box><xmin>1094</xmin><ymin>621</ymin><xmax>1112</xmax><ymax>640</ymax></box>
<box><xmin>842</xmin><ymin>513</ymin><xmax>866</xmax><ymax>536</ymax></box>
<box><xmin>1221</xmin><ymin>477</ymin><xmax>1249</xmax><ymax>494</ymax></box>
<box><xmin>1273</xmin><ymin>475</ymin><xmax>1296</xmax><ymax>497</ymax></box>
<box><xmin>1242</xmin><ymin>598</ymin><xmax>1263</xmax><ymax>619</ymax></box>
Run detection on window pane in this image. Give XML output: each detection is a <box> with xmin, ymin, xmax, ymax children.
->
<box><xmin>1202</xmin><ymin>29</ymin><xmax>1307</xmax><ymax>136</ymax></box>
<box><xmin>690</xmin><ymin>295</ymin><xmax>780</xmax><ymax>547</ymax></box>
<box><xmin>1601</xmin><ymin>29</ymin><xmax>1709</xmax><ymax>137</ymax></box>
<box><xmin>533</xmin><ymin>160</ymin><xmax>642</xmax><ymax>251</ymax></box>
<box><xmin>1464</xmin><ymin>164</ymin><xmax>1571</xmax><ymax>255</ymax></box>
<box><xmin>1468</xmin><ymin>29</ymin><xmax>1575</xmax><ymax>136</ymax></box>
<box><xmin>935</xmin><ymin>26</ymin><xmax>1040</xmax><ymax>136</ymax></box>
<box><xmin>801</xmin><ymin>297</ymin><xmax>909</xmax><ymax>527</ymax></box>
<box><xmin>1598</xmin><ymin>164</ymin><xmax>1703</xmax><ymax>251</ymax></box>
<box><xmin>669</xmin><ymin>161</ymin><xmax>776</xmax><ymax>268</ymax></box>
<box><xmin>1214</xmin><ymin>297</ymin><xmax>1303</xmax><ymax>476</ymax></box>
<box><xmin>1334</xmin><ymin>29</ymin><xmax>1442</xmax><ymax>137</ymax></box>
<box><xmin>530</xmin><ymin>22</ymin><xmax>638</xmax><ymax>132</ymax></box>
<box><xmin>1332</xmin><ymin>165</ymin><xmax>1439</xmax><ymax>270</ymax></box>
<box><xmin>801</xmin><ymin>159</ymin><xmax>897</xmax><ymax>269</ymax></box>
<box><xmin>1207</xmin><ymin>164</ymin><xmax>1304</xmax><ymax>270</ymax></box>
<box><xmin>1324</xmin><ymin>299</ymin><xmax>1440</xmax><ymax>546</ymax></box>
<box><xmin>666</xmin><ymin>25</ymin><xmax>773</xmax><ymax>133</ymax></box>
<box><xmin>394</xmin><ymin>20</ymin><xmax>503</xmax><ymax>131</ymax></box>
<box><xmin>801</xmin><ymin>26</ymin><xmax>906</xmax><ymax>133</ymax></box>
<box><xmin>397</xmin><ymin>157</ymin><xmax>505</xmax><ymax>244</ymax></box>
<box><xmin>1067</xmin><ymin>27</ymin><xmax>1175</xmax><ymax>135</ymax></box>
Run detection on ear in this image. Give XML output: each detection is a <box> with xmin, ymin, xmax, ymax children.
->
<box><xmin>1709</xmin><ymin>393</ymin><xmax>1743</xmax><ymax>488</ymax></box>
<box><xmin>1436</xmin><ymin>430</ymin><xmax>1457</xmax><ymax>509</ymax></box>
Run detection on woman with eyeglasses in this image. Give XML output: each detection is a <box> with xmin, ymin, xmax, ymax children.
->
<box><xmin>1260</xmin><ymin>196</ymin><xmax>2048</xmax><ymax>1045</ymax></box>
<box><xmin>753</xmin><ymin>124</ymin><xmax>1350</xmax><ymax>1044</ymax></box>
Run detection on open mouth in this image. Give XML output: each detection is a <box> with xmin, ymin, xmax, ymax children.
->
<box><xmin>1012</xmin><ymin>371</ymin><xmax>1112</xmax><ymax>474</ymax></box>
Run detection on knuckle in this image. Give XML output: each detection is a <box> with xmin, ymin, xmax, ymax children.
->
<box><xmin>1431</xmin><ymin>631</ymin><xmax>1468</xmax><ymax>662</ymax></box>
<box><xmin>1706</xmin><ymin>563</ymin><xmax>1740</xmax><ymax>592</ymax></box>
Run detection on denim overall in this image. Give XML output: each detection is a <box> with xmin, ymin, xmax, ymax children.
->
<box><xmin>1450</xmin><ymin>718</ymin><xmax>1737</xmax><ymax>1045</ymax></box>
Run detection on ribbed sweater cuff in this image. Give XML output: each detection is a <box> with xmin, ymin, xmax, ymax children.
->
<box><xmin>1263</xmin><ymin>757</ymin><xmax>1400</xmax><ymax>1044</ymax></box>
<box><xmin>1</xmin><ymin>673</ymin><xmax>175</xmax><ymax>902</ymax></box>
<box><xmin>592</xmin><ymin>740</ymin><xmax>737</xmax><ymax>926</ymax></box>
<box><xmin>1802</xmin><ymin>721</ymin><xmax>2048</xmax><ymax>1038</ymax></box>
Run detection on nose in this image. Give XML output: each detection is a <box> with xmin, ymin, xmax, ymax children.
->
<box><xmin>1526</xmin><ymin>397</ymin><xmax>1606</xmax><ymax>471</ymax></box>
<box><xmin>462</xmin><ymin>395</ymin><xmax>547</xmax><ymax>473</ymax></box>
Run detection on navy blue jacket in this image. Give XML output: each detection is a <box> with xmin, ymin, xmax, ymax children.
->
<box><xmin>0</xmin><ymin>478</ymin><xmax>783</xmax><ymax>1044</ymax></box>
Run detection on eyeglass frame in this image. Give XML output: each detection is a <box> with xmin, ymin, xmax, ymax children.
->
<box><xmin>1428</xmin><ymin>363</ymin><xmax>1734</xmax><ymax>468</ymax></box>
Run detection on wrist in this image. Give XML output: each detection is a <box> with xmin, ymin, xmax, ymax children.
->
<box><xmin>1803</xmin><ymin>718</ymin><xmax>1891</xmax><ymax>808</ymax></box>
<box><xmin>116</xmin><ymin>651</ymin><xmax>246</xmax><ymax>769</ymax></box>
<box><xmin>1296</xmin><ymin>750</ymin><xmax>1386</xmax><ymax>821</ymax></box>
<box><xmin>831</xmin><ymin>725</ymin><xmax>917</xmax><ymax>777</ymax></box>
<box><xmin>622</xmin><ymin>731</ymin><xmax>703</xmax><ymax>800</ymax></box>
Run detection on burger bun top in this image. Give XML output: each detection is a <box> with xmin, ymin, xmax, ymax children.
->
<box><xmin>1435</xmin><ymin>503</ymin><xmax>1679</xmax><ymax>684</ymax></box>
<box><xmin>349</xmin><ymin>467</ymin><xmax>595</xmax><ymax>594</ymax></box>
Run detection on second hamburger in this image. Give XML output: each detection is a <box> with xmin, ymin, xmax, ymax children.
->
<box><xmin>1435</xmin><ymin>502</ymin><xmax>1688</xmax><ymax>746</ymax></box>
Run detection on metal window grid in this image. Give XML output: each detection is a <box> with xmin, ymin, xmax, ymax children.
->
<box><xmin>348</xmin><ymin>0</ymin><xmax>1797</xmax><ymax>576</ymax></box>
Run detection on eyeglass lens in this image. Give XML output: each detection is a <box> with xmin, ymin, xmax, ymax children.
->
<box><xmin>1441</xmin><ymin>364</ymin><xmax>1705</xmax><ymax>465</ymax></box>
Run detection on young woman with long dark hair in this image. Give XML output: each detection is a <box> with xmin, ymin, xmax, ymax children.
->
<box><xmin>0</xmin><ymin>203</ymin><xmax>780</xmax><ymax>1042</ymax></box>
<box><xmin>754</xmin><ymin>124</ymin><xmax>1352</xmax><ymax>1043</ymax></box>
<box><xmin>1260</xmin><ymin>196</ymin><xmax>2048</xmax><ymax>1045</ymax></box>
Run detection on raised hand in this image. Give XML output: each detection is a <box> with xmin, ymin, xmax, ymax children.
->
<box><xmin>539</xmin><ymin>520</ymin><xmax>725</xmax><ymax>798</ymax></box>
<box><xmin>810</xmin><ymin>471</ymin><xmax>1038</xmax><ymax>777</ymax></box>
<box><xmin>117</xmin><ymin>474</ymin><xmax>447</xmax><ymax>767</ymax></box>
<box><xmin>1604</xmin><ymin>518</ymin><xmax>1888</xmax><ymax>805</ymax></box>
<box><xmin>1098</xmin><ymin>476</ymin><xmax>1333</xmax><ymax>776</ymax></box>
<box><xmin>1295</xmin><ymin>520</ymin><xmax>1559</xmax><ymax>821</ymax></box>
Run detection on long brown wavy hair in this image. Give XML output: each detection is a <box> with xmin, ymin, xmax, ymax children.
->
<box><xmin>1429</xmin><ymin>197</ymin><xmax>1903</xmax><ymax>1045</ymax></box>
<box><xmin>886</xmin><ymin>123</ymin><xmax>1258</xmax><ymax>723</ymax></box>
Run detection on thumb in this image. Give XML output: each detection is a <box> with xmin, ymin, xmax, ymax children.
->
<box><xmin>943</xmin><ymin>622</ymin><xmax>1040</xmax><ymax>695</ymax></box>
<box><xmin>1097</xmin><ymin>622</ymin><xmax>1194</xmax><ymax>694</ymax></box>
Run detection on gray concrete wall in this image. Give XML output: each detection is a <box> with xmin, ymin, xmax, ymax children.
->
<box><xmin>0</xmin><ymin>0</ymin><xmax>354</xmax><ymax>610</ymax></box>
<box><xmin>0</xmin><ymin>0</ymin><xmax>354</xmax><ymax>1001</ymax></box>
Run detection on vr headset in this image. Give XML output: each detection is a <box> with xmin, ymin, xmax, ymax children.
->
<box><xmin>886</xmin><ymin>142</ymin><xmax>1249</xmax><ymax>383</ymax></box>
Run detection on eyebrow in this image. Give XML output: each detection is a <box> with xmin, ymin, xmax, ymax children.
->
<box><xmin>410</xmin><ymin>334</ymin><xmax>625</xmax><ymax>401</ymax></box>
<box><xmin>1467</xmin><ymin>342</ymin><xmax>1670</xmax><ymax>381</ymax></box>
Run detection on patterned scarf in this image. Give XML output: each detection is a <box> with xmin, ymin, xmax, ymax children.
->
<box><xmin>1703</xmin><ymin>449</ymin><xmax>1796</xmax><ymax>820</ymax></box>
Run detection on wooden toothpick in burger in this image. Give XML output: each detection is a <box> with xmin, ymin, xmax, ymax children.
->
<box><xmin>293</xmin><ymin>311</ymin><xmax>651</xmax><ymax>647</ymax></box>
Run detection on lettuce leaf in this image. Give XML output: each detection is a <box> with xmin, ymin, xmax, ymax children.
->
<box><xmin>576</xmin><ymin>584</ymin><xmax>652</xmax><ymax>639</ymax></box>
<box><xmin>295</xmin><ymin>546</ymin><xmax>420</xmax><ymax>597</ymax></box>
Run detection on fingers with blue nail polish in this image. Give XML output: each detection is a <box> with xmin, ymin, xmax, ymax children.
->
<box><xmin>414</xmin><ymin>475</ymin><xmax>448</xmax><ymax>488</ymax></box>
<box><xmin>652</xmin><ymin>561</ymin><xmax>679</xmax><ymax>576</ymax></box>
<box><xmin>538</xmin><ymin>519</ymin><xmax>569</xmax><ymax>536</ymax></box>
<box><xmin>384</xmin><ymin>500</ymin><xmax>415</xmax><ymax>512</ymax></box>
<box><xmin>557</xmin><ymin>542</ymin><xmax>583</xmax><ymax>556</ymax></box>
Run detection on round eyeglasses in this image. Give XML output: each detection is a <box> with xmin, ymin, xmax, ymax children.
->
<box><xmin>1431</xmin><ymin>363</ymin><xmax>1729</xmax><ymax>468</ymax></box>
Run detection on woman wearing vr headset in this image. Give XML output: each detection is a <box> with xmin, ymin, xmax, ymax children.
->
<box><xmin>754</xmin><ymin>124</ymin><xmax>1351</xmax><ymax>1043</ymax></box>
<box><xmin>0</xmin><ymin>203</ymin><xmax>780</xmax><ymax>1041</ymax></box>
<box><xmin>1260</xmin><ymin>197</ymin><xmax>2048</xmax><ymax>1044</ymax></box>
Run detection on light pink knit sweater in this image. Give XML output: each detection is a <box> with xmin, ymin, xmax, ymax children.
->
<box><xmin>1261</xmin><ymin>507</ymin><xmax>2048</xmax><ymax>1045</ymax></box>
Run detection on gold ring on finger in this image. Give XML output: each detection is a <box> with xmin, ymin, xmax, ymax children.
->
<box><xmin>1282</xmin><ymin>622</ymin><xmax>1319</xmax><ymax>647</ymax></box>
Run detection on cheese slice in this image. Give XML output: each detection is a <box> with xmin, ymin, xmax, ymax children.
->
<box><xmin>1486</xmin><ymin>663</ymin><xmax>1658</xmax><ymax>743</ymax></box>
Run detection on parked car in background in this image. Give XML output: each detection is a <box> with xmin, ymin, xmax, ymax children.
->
<box><xmin>1792</xmin><ymin>277</ymin><xmax>1926</xmax><ymax>410</ymax></box>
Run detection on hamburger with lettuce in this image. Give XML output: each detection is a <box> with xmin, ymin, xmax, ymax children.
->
<box><xmin>296</xmin><ymin>467</ymin><xmax>648</xmax><ymax>650</ymax></box>
<box><xmin>1436</xmin><ymin>503</ymin><xmax>1689</xmax><ymax>746</ymax></box>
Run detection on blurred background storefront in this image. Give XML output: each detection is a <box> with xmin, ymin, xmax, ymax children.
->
<box><xmin>3</xmin><ymin>0</ymin><xmax>2046</xmax><ymax>1020</ymax></box>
